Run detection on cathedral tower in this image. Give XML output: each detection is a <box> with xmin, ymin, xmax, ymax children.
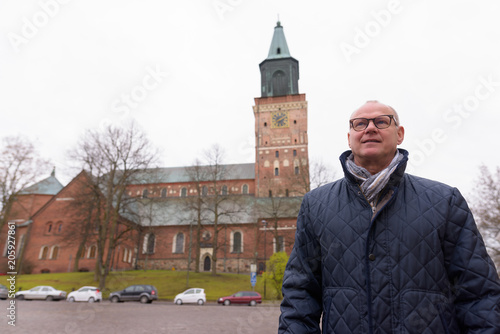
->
<box><xmin>254</xmin><ymin>21</ymin><xmax>309</xmax><ymax>198</ymax></box>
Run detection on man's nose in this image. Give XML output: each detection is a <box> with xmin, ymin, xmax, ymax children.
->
<box><xmin>365</xmin><ymin>119</ymin><xmax>378</xmax><ymax>131</ymax></box>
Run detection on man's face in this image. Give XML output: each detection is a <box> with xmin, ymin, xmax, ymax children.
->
<box><xmin>347</xmin><ymin>102</ymin><xmax>404</xmax><ymax>171</ymax></box>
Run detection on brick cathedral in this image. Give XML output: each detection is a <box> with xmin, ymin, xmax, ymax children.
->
<box><xmin>0</xmin><ymin>22</ymin><xmax>310</xmax><ymax>275</ymax></box>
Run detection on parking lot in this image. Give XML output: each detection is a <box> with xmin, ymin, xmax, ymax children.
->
<box><xmin>0</xmin><ymin>299</ymin><xmax>281</xmax><ymax>334</ymax></box>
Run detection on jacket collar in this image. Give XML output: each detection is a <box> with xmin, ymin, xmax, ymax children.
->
<box><xmin>339</xmin><ymin>148</ymin><xmax>409</xmax><ymax>186</ymax></box>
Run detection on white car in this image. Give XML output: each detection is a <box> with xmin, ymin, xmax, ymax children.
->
<box><xmin>15</xmin><ymin>285</ymin><xmax>66</xmax><ymax>301</ymax></box>
<box><xmin>174</xmin><ymin>288</ymin><xmax>206</xmax><ymax>305</ymax></box>
<box><xmin>67</xmin><ymin>286</ymin><xmax>102</xmax><ymax>303</ymax></box>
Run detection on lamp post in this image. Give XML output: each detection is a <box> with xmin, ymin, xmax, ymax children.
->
<box><xmin>262</xmin><ymin>219</ymin><xmax>268</xmax><ymax>299</ymax></box>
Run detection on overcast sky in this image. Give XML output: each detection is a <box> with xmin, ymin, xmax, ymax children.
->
<box><xmin>1</xmin><ymin>0</ymin><xmax>500</xmax><ymax>197</ymax></box>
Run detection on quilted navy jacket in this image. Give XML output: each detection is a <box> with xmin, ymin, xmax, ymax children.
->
<box><xmin>279</xmin><ymin>149</ymin><xmax>500</xmax><ymax>333</ymax></box>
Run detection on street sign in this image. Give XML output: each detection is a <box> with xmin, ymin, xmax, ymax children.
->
<box><xmin>250</xmin><ymin>271</ymin><xmax>257</xmax><ymax>287</ymax></box>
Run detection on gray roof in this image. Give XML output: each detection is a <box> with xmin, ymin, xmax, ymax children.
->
<box><xmin>135</xmin><ymin>195</ymin><xmax>302</xmax><ymax>227</ymax></box>
<box><xmin>19</xmin><ymin>174</ymin><xmax>63</xmax><ymax>195</ymax></box>
<box><xmin>130</xmin><ymin>163</ymin><xmax>255</xmax><ymax>185</ymax></box>
<box><xmin>266</xmin><ymin>21</ymin><xmax>291</xmax><ymax>59</ymax></box>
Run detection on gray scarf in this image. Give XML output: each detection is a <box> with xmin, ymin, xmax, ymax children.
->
<box><xmin>345</xmin><ymin>151</ymin><xmax>403</xmax><ymax>205</ymax></box>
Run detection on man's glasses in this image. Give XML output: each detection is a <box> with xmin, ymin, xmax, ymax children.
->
<box><xmin>349</xmin><ymin>115</ymin><xmax>397</xmax><ymax>131</ymax></box>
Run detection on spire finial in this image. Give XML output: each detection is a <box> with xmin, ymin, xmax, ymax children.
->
<box><xmin>277</xmin><ymin>14</ymin><xmax>281</xmax><ymax>27</ymax></box>
<box><xmin>51</xmin><ymin>166</ymin><xmax>55</xmax><ymax>177</ymax></box>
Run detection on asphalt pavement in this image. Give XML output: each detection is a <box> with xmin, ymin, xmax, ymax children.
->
<box><xmin>1</xmin><ymin>299</ymin><xmax>282</xmax><ymax>334</ymax></box>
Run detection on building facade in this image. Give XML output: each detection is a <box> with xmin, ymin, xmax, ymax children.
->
<box><xmin>0</xmin><ymin>21</ymin><xmax>309</xmax><ymax>275</ymax></box>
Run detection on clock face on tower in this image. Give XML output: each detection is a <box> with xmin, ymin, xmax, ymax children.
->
<box><xmin>271</xmin><ymin>111</ymin><xmax>289</xmax><ymax>128</ymax></box>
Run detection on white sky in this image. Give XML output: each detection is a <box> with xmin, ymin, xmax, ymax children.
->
<box><xmin>1</xmin><ymin>0</ymin><xmax>500</xmax><ymax>198</ymax></box>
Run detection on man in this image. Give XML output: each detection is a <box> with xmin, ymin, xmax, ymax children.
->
<box><xmin>278</xmin><ymin>101</ymin><xmax>500</xmax><ymax>333</ymax></box>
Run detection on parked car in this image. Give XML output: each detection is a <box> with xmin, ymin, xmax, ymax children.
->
<box><xmin>174</xmin><ymin>288</ymin><xmax>205</xmax><ymax>305</ymax></box>
<box><xmin>0</xmin><ymin>284</ymin><xmax>8</xmax><ymax>300</ymax></box>
<box><xmin>15</xmin><ymin>286</ymin><xmax>66</xmax><ymax>301</ymax></box>
<box><xmin>67</xmin><ymin>286</ymin><xmax>102</xmax><ymax>303</ymax></box>
<box><xmin>109</xmin><ymin>284</ymin><xmax>158</xmax><ymax>304</ymax></box>
<box><xmin>218</xmin><ymin>291</ymin><xmax>262</xmax><ymax>306</ymax></box>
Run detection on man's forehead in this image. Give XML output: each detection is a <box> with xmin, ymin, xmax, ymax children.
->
<box><xmin>350</xmin><ymin>102</ymin><xmax>394</xmax><ymax>118</ymax></box>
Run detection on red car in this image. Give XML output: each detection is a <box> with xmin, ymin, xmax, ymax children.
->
<box><xmin>217</xmin><ymin>291</ymin><xmax>262</xmax><ymax>306</ymax></box>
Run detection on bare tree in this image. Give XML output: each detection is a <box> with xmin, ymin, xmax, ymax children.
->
<box><xmin>0</xmin><ymin>135</ymin><xmax>50</xmax><ymax>235</ymax></box>
<box><xmin>135</xmin><ymin>181</ymin><xmax>164</xmax><ymax>271</ymax></box>
<box><xmin>310</xmin><ymin>159</ymin><xmax>337</xmax><ymax>190</ymax></box>
<box><xmin>184</xmin><ymin>159</ymin><xmax>207</xmax><ymax>273</ymax></box>
<box><xmin>68</xmin><ymin>122</ymin><xmax>159</xmax><ymax>289</ymax></box>
<box><xmin>202</xmin><ymin>144</ymin><xmax>244</xmax><ymax>276</ymax></box>
<box><xmin>468</xmin><ymin>164</ymin><xmax>500</xmax><ymax>271</ymax></box>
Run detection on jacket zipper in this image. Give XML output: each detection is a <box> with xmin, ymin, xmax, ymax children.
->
<box><xmin>359</xmin><ymin>185</ymin><xmax>398</xmax><ymax>334</ymax></box>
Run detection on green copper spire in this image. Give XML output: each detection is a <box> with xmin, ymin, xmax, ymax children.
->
<box><xmin>266</xmin><ymin>21</ymin><xmax>291</xmax><ymax>59</ymax></box>
<box><xmin>259</xmin><ymin>21</ymin><xmax>299</xmax><ymax>97</ymax></box>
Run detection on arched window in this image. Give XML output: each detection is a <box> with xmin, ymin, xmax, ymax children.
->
<box><xmin>57</xmin><ymin>222</ymin><xmax>63</xmax><ymax>233</ymax></box>
<box><xmin>161</xmin><ymin>188</ymin><xmax>167</xmax><ymax>198</ymax></box>
<box><xmin>128</xmin><ymin>249</ymin><xmax>133</xmax><ymax>263</ymax></box>
<box><xmin>180</xmin><ymin>187</ymin><xmax>187</xmax><ymax>197</ymax></box>
<box><xmin>142</xmin><ymin>189</ymin><xmax>149</xmax><ymax>198</ymax></box>
<box><xmin>46</xmin><ymin>222</ymin><xmax>53</xmax><ymax>233</ymax></box>
<box><xmin>173</xmin><ymin>233</ymin><xmax>185</xmax><ymax>254</ymax></box>
<box><xmin>232</xmin><ymin>231</ymin><xmax>243</xmax><ymax>253</ymax></box>
<box><xmin>79</xmin><ymin>247</ymin><xmax>86</xmax><ymax>259</ymax></box>
<box><xmin>17</xmin><ymin>234</ymin><xmax>25</xmax><ymax>259</ymax></box>
<box><xmin>274</xmin><ymin>236</ymin><xmax>285</xmax><ymax>253</ymax></box>
<box><xmin>39</xmin><ymin>246</ymin><xmax>49</xmax><ymax>260</ymax></box>
<box><xmin>123</xmin><ymin>248</ymin><xmax>128</xmax><ymax>262</ymax></box>
<box><xmin>51</xmin><ymin>246</ymin><xmax>59</xmax><ymax>260</ymax></box>
<box><xmin>222</xmin><ymin>185</ymin><xmax>228</xmax><ymax>195</ymax></box>
<box><xmin>275</xmin><ymin>168</ymin><xmax>279</xmax><ymax>176</ymax></box>
<box><xmin>242</xmin><ymin>184</ymin><xmax>248</xmax><ymax>194</ymax></box>
<box><xmin>272</xmin><ymin>70</ymin><xmax>287</xmax><ymax>96</ymax></box>
<box><xmin>88</xmin><ymin>245</ymin><xmax>97</xmax><ymax>258</ymax></box>
<box><xmin>143</xmin><ymin>233</ymin><xmax>155</xmax><ymax>254</ymax></box>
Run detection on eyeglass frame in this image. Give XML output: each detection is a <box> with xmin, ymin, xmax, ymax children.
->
<box><xmin>349</xmin><ymin>115</ymin><xmax>398</xmax><ymax>131</ymax></box>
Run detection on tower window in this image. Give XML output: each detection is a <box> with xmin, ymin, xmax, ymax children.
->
<box><xmin>295</xmin><ymin>166</ymin><xmax>299</xmax><ymax>175</ymax></box>
<box><xmin>277</xmin><ymin>47</ymin><xmax>281</xmax><ymax>54</ymax></box>
<box><xmin>294</xmin><ymin>120</ymin><xmax>297</xmax><ymax>124</ymax></box>
<box><xmin>264</xmin><ymin>122</ymin><xmax>267</xmax><ymax>127</ymax></box>
<box><xmin>293</xmin><ymin>150</ymin><xmax>297</xmax><ymax>156</ymax></box>
<box><xmin>275</xmin><ymin>151</ymin><xmax>279</xmax><ymax>158</ymax></box>
<box><xmin>275</xmin><ymin>168</ymin><xmax>279</xmax><ymax>176</ymax></box>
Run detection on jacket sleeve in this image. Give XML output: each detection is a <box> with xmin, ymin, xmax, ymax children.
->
<box><xmin>279</xmin><ymin>194</ymin><xmax>323</xmax><ymax>333</ymax></box>
<box><xmin>445</xmin><ymin>188</ymin><xmax>500</xmax><ymax>333</ymax></box>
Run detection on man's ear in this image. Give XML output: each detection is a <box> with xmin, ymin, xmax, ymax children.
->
<box><xmin>397</xmin><ymin>125</ymin><xmax>405</xmax><ymax>145</ymax></box>
<box><xmin>347</xmin><ymin>132</ymin><xmax>352</xmax><ymax>148</ymax></box>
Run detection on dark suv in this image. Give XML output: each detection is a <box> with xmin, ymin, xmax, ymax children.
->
<box><xmin>109</xmin><ymin>284</ymin><xmax>158</xmax><ymax>304</ymax></box>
